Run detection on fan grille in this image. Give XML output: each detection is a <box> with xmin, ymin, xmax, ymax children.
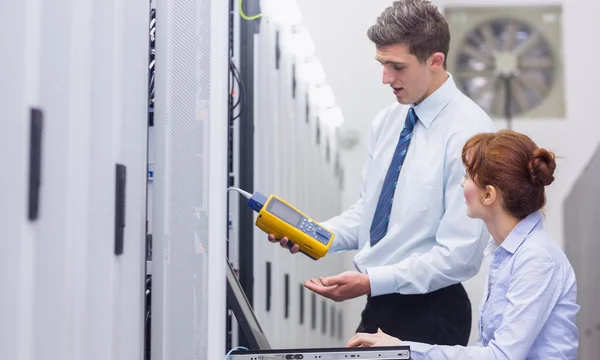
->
<box><xmin>454</xmin><ymin>18</ymin><xmax>556</xmax><ymax>118</ymax></box>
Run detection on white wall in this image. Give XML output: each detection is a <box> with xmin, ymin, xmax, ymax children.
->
<box><xmin>296</xmin><ymin>0</ymin><xmax>600</xmax><ymax>347</ymax></box>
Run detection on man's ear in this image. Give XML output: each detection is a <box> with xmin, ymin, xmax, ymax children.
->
<box><xmin>429</xmin><ymin>52</ymin><xmax>445</xmax><ymax>69</ymax></box>
<box><xmin>482</xmin><ymin>185</ymin><xmax>498</xmax><ymax>206</ymax></box>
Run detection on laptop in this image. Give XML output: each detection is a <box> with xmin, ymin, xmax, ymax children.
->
<box><xmin>226</xmin><ymin>259</ymin><xmax>411</xmax><ymax>359</ymax></box>
<box><xmin>226</xmin><ymin>259</ymin><xmax>271</xmax><ymax>350</ymax></box>
<box><xmin>228</xmin><ymin>346</ymin><xmax>411</xmax><ymax>359</ymax></box>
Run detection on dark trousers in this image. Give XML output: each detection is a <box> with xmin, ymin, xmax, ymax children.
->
<box><xmin>356</xmin><ymin>283</ymin><xmax>472</xmax><ymax>346</ymax></box>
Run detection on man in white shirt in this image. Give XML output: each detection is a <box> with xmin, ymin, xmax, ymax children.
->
<box><xmin>269</xmin><ymin>0</ymin><xmax>495</xmax><ymax>346</ymax></box>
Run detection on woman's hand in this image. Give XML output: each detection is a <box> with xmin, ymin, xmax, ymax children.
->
<box><xmin>346</xmin><ymin>328</ymin><xmax>403</xmax><ymax>347</ymax></box>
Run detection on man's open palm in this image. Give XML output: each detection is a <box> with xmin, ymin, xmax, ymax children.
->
<box><xmin>304</xmin><ymin>271</ymin><xmax>371</xmax><ymax>302</ymax></box>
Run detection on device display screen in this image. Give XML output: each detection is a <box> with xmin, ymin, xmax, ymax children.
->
<box><xmin>269</xmin><ymin>199</ymin><xmax>303</xmax><ymax>225</ymax></box>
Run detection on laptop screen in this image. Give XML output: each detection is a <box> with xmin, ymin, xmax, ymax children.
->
<box><xmin>226</xmin><ymin>259</ymin><xmax>271</xmax><ymax>350</ymax></box>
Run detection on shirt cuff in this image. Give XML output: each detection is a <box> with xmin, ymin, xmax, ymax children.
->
<box><xmin>402</xmin><ymin>341</ymin><xmax>433</xmax><ymax>360</ymax></box>
<box><xmin>366</xmin><ymin>265</ymin><xmax>397</xmax><ymax>297</ymax></box>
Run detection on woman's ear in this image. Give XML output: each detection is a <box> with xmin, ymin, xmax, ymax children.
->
<box><xmin>482</xmin><ymin>185</ymin><xmax>498</xmax><ymax>206</ymax></box>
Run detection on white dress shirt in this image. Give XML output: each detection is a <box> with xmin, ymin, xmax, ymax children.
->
<box><xmin>321</xmin><ymin>74</ymin><xmax>496</xmax><ymax>296</ymax></box>
<box><xmin>404</xmin><ymin>211</ymin><xmax>580</xmax><ymax>359</ymax></box>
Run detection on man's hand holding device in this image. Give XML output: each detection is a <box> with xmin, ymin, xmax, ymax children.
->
<box><xmin>268</xmin><ymin>234</ymin><xmax>300</xmax><ymax>254</ymax></box>
<box><xmin>227</xmin><ymin>186</ymin><xmax>366</xmax><ymax>302</ymax></box>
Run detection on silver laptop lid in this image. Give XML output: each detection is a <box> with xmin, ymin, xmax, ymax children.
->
<box><xmin>229</xmin><ymin>345</ymin><xmax>410</xmax><ymax>360</ymax></box>
<box><xmin>226</xmin><ymin>259</ymin><xmax>271</xmax><ymax>350</ymax></box>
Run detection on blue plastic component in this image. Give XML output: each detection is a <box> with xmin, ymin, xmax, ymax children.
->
<box><xmin>248</xmin><ymin>191</ymin><xmax>268</xmax><ymax>213</ymax></box>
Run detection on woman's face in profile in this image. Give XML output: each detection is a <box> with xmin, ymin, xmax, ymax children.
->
<box><xmin>461</xmin><ymin>173</ymin><xmax>485</xmax><ymax>219</ymax></box>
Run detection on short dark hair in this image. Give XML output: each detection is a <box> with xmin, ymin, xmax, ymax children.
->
<box><xmin>367</xmin><ymin>0</ymin><xmax>451</xmax><ymax>68</ymax></box>
<box><xmin>462</xmin><ymin>130</ymin><xmax>557</xmax><ymax>220</ymax></box>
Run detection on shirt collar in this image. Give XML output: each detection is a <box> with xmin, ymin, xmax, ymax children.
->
<box><xmin>483</xmin><ymin>237</ymin><xmax>498</xmax><ymax>257</ymax></box>
<box><xmin>484</xmin><ymin>211</ymin><xmax>543</xmax><ymax>256</ymax></box>
<box><xmin>412</xmin><ymin>73</ymin><xmax>457</xmax><ymax>129</ymax></box>
<box><xmin>500</xmin><ymin>211</ymin><xmax>543</xmax><ymax>254</ymax></box>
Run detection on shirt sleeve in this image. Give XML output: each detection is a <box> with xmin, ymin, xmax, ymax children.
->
<box><xmin>367</xmin><ymin>130</ymin><xmax>489</xmax><ymax>295</ymax></box>
<box><xmin>320</xmin><ymin>108</ymin><xmax>388</xmax><ymax>252</ymax></box>
<box><xmin>402</xmin><ymin>251</ymin><xmax>566</xmax><ymax>360</ymax></box>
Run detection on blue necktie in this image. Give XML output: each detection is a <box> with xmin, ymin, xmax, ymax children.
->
<box><xmin>369</xmin><ymin>108</ymin><xmax>417</xmax><ymax>246</ymax></box>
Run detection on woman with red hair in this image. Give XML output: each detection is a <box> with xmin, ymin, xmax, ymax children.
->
<box><xmin>347</xmin><ymin>130</ymin><xmax>579</xmax><ymax>360</ymax></box>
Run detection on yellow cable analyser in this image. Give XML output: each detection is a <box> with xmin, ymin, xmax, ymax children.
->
<box><xmin>229</xmin><ymin>187</ymin><xmax>335</xmax><ymax>260</ymax></box>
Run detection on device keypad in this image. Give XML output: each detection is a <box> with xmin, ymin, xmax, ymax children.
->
<box><xmin>298</xmin><ymin>217</ymin><xmax>331</xmax><ymax>245</ymax></box>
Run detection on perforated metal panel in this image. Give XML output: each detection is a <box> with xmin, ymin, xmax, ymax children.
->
<box><xmin>152</xmin><ymin>0</ymin><xmax>216</xmax><ymax>359</ymax></box>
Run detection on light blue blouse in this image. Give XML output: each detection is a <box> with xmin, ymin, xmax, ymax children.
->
<box><xmin>404</xmin><ymin>211</ymin><xmax>580</xmax><ymax>359</ymax></box>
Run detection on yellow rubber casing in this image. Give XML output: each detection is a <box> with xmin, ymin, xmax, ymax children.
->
<box><xmin>255</xmin><ymin>195</ymin><xmax>334</xmax><ymax>260</ymax></box>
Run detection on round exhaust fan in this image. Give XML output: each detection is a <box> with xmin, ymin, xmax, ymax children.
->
<box><xmin>453</xmin><ymin>18</ymin><xmax>556</xmax><ymax>118</ymax></box>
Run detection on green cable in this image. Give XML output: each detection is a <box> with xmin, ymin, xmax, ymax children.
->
<box><xmin>239</xmin><ymin>0</ymin><xmax>262</xmax><ymax>20</ymax></box>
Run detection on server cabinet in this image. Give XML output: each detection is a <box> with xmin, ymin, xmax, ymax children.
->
<box><xmin>0</xmin><ymin>0</ymin><xmax>149</xmax><ymax>359</ymax></box>
<box><xmin>0</xmin><ymin>1</ymin><xmax>41</xmax><ymax>358</ymax></box>
<box><xmin>151</xmin><ymin>0</ymin><xmax>229</xmax><ymax>359</ymax></box>
<box><xmin>248</xmin><ymin>2</ymin><xmax>347</xmax><ymax>348</ymax></box>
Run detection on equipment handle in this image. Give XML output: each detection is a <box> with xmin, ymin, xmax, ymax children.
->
<box><xmin>28</xmin><ymin>108</ymin><xmax>43</xmax><ymax>221</ymax></box>
<box><xmin>114</xmin><ymin>164</ymin><xmax>127</xmax><ymax>255</ymax></box>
